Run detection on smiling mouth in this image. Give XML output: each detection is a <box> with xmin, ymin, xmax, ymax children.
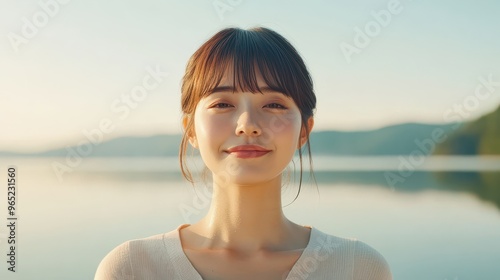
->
<box><xmin>226</xmin><ymin>150</ymin><xmax>271</xmax><ymax>159</ymax></box>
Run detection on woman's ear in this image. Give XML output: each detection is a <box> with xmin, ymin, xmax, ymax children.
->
<box><xmin>182</xmin><ymin>115</ymin><xmax>198</xmax><ymax>149</ymax></box>
<box><xmin>298</xmin><ymin>117</ymin><xmax>314</xmax><ymax>149</ymax></box>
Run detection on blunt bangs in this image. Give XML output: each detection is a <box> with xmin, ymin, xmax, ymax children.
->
<box><xmin>181</xmin><ymin>27</ymin><xmax>316</xmax><ymax>117</ymax></box>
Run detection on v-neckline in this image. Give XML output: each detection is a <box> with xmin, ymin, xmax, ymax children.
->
<box><xmin>170</xmin><ymin>224</ymin><xmax>319</xmax><ymax>280</ymax></box>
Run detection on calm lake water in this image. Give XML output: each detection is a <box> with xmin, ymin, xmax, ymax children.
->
<box><xmin>0</xmin><ymin>156</ymin><xmax>499</xmax><ymax>280</ymax></box>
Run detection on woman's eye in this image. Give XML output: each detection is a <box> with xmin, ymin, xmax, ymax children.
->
<box><xmin>212</xmin><ymin>103</ymin><xmax>232</xmax><ymax>108</ymax></box>
<box><xmin>265</xmin><ymin>103</ymin><xmax>287</xmax><ymax>109</ymax></box>
<box><xmin>210</xmin><ymin>102</ymin><xmax>287</xmax><ymax>110</ymax></box>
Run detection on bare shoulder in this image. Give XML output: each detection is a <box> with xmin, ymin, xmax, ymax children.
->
<box><xmin>352</xmin><ymin>240</ymin><xmax>393</xmax><ymax>280</ymax></box>
<box><xmin>94</xmin><ymin>241</ymin><xmax>134</xmax><ymax>280</ymax></box>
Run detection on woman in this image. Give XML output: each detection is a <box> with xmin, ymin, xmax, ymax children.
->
<box><xmin>95</xmin><ymin>26</ymin><xmax>392</xmax><ymax>280</ymax></box>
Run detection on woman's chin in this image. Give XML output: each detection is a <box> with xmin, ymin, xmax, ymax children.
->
<box><xmin>212</xmin><ymin>173</ymin><xmax>279</xmax><ymax>187</ymax></box>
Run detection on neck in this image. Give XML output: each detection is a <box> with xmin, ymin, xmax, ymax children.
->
<box><xmin>195</xmin><ymin>175</ymin><xmax>299</xmax><ymax>252</ymax></box>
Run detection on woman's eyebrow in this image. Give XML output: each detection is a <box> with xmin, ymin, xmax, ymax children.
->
<box><xmin>209</xmin><ymin>86</ymin><xmax>283</xmax><ymax>94</ymax></box>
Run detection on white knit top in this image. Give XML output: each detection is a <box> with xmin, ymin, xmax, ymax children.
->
<box><xmin>95</xmin><ymin>224</ymin><xmax>392</xmax><ymax>280</ymax></box>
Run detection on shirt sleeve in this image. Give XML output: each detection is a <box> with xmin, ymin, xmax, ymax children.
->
<box><xmin>94</xmin><ymin>241</ymin><xmax>135</xmax><ymax>280</ymax></box>
<box><xmin>352</xmin><ymin>240</ymin><xmax>393</xmax><ymax>280</ymax></box>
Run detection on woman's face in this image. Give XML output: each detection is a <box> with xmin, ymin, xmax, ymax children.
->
<box><xmin>187</xmin><ymin>69</ymin><xmax>311</xmax><ymax>186</ymax></box>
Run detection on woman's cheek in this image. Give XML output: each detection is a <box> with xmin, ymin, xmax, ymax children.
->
<box><xmin>205</xmin><ymin>116</ymin><xmax>228</xmax><ymax>136</ymax></box>
<box><xmin>279</xmin><ymin>114</ymin><xmax>302</xmax><ymax>149</ymax></box>
<box><xmin>196</xmin><ymin>115</ymin><xmax>227</xmax><ymax>148</ymax></box>
<box><xmin>284</xmin><ymin>122</ymin><xmax>302</xmax><ymax>147</ymax></box>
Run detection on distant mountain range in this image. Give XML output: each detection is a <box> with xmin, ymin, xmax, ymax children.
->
<box><xmin>435</xmin><ymin>105</ymin><xmax>500</xmax><ymax>155</ymax></box>
<box><xmin>2</xmin><ymin>122</ymin><xmax>476</xmax><ymax>157</ymax></box>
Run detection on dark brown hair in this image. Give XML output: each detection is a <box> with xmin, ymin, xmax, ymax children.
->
<box><xmin>179</xmin><ymin>27</ymin><xmax>317</xmax><ymax>203</ymax></box>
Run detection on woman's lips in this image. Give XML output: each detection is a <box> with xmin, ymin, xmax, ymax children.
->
<box><xmin>227</xmin><ymin>150</ymin><xmax>270</xmax><ymax>158</ymax></box>
<box><xmin>225</xmin><ymin>145</ymin><xmax>271</xmax><ymax>158</ymax></box>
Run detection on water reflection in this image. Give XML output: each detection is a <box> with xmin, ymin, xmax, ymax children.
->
<box><xmin>306</xmin><ymin>171</ymin><xmax>500</xmax><ymax>211</ymax></box>
<box><xmin>434</xmin><ymin>171</ymin><xmax>500</xmax><ymax>211</ymax></box>
<box><xmin>63</xmin><ymin>167</ymin><xmax>500</xmax><ymax>211</ymax></box>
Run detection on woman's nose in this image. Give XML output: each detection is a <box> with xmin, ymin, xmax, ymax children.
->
<box><xmin>235</xmin><ymin>110</ymin><xmax>262</xmax><ymax>136</ymax></box>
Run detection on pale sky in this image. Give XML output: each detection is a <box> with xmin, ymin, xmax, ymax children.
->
<box><xmin>1</xmin><ymin>0</ymin><xmax>499</xmax><ymax>153</ymax></box>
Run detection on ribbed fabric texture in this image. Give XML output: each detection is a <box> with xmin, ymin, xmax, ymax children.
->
<box><xmin>95</xmin><ymin>224</ymin><xmax>392</xmax><ymax>280</ymax></box>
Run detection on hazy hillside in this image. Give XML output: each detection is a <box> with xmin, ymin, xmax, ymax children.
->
<box><xmin>435</xmin><ymin>105</ymin><xmax>500</xmax><ymax>155</ymax></box>
<box><xmin>309</xmin><ymin>123</ymin><xmax>456</xmax><ymax>155</ymax></box>
<box><xmin>1</xmin><ymin>123</ymin><xmax>459</xmax><ymax>157</ymax></box>
<box><xmin>1</xmin><ymin>134</ymin><xmax>182</xmax><ymax>157</ymax></box>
